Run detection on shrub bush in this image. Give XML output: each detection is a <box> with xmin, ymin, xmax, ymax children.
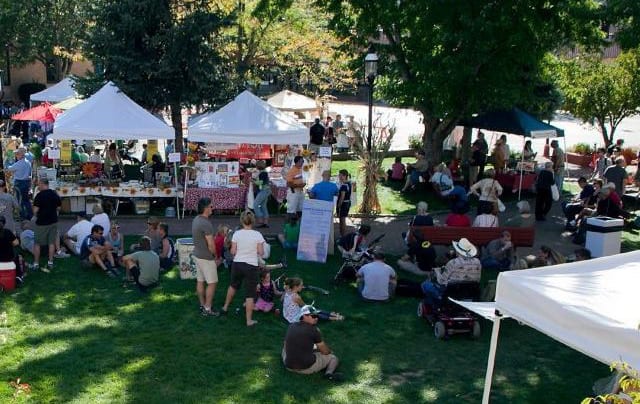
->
<box><xmin>570</xmin><ymin>142</ymin><xmax>593</xmax><ymax>155</ymax></box>
<box><xmin>408</xmin><ymin>134</ymin><xmax>423</xmax><ymax>150</ymax></box>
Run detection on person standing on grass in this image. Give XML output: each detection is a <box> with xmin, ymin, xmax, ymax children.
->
<box><xmin>253</xmin><ymin>160</ymin><xmax>271</xmax><ymax>228</ymax></box>
<box><xmin>5</xmin><ymin>147</ymin><xmax>33</xmax><ymax>220</ymax></box>
<box><xmin>122</xmin><ymin>236</ymin><xmax>160</xmax><ymax>293</ymax></box>
<box><xmin>603</xmin><ymin>158</ymin><xmax>628</xmax><ymax>199</ymax></box>
<box><xmin>221</xmin><ymin>211</ymin><xmax>265</xmax><ymax>327</ymax></box>
<box><xmin>282</xmin><ymin>305</ymin><xmax>343</xmax><ymax>382</ymax></box>
<box><xmin>336</xmin><ymin>169</ymin><xmax>352</xmax><ymax>237</ymax></box>
<box><xmin>32</xmin><ymin>178</ymin><xmax>62</xmax><ymax>273</ymax></box>
<box><xmin>0</xmin><ymin>179</ymin><xmax>20</xmax><ymax>234</ymax></box>
<box><xmin>192</xmin><ymin>197</ymin><xmax>219</xmax><ymax>317</ymax></box>
<box><xmin>550</xmin><ymin>140</ymin><xmax>565</xmax><ymax>192</ymax></box>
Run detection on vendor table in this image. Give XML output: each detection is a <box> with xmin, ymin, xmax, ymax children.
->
<box><xmin>183</xmin><ymin>187</ymin><xmax>247</xmax><ymax>211</ymax></box>
<box><xmin>495</xmin><ymin>173</ymin><xmax>537</xmax><ymax>193</ymax></box>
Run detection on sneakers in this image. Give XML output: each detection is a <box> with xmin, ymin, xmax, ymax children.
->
<box><xmin>39</xmin><ymin>265</ymin><xmax>50</xmax><ymax>273</ymax></box>
<box><xmin>54</xmin><ymin>250</ymin><xmax>70</xmax><ymax>259</ymax></box>
<box><xmin>324</xmin><ymin>372</ymin><xmax>344</xmax><ymax>382</ymax></box>
<box><xmin>201</xmin><ymin>308</ymin><xmax>220</xmax><ymax>317</ymax></box>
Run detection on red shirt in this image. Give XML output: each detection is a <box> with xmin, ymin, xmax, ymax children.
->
<box><xmin>214</xmin><ymin>234</ymin><xmax>225</xmax><ymax>259</ymax></box>
<box><xmin>445</xmin><ymin>213</ymin><xmax>471</xmax><ymax>227</ymax></box>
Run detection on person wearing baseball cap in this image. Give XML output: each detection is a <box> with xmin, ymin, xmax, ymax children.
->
<box><xmin>421</xmin><ymin>238</ymin><xmax>482</xmax><ymax>308</ymax></box>
<box><xmin>282</xmin><ymin>305</ymin><xmax>343</xmax><ymax>382</ymax></box>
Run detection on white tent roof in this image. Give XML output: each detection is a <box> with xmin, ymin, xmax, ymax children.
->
<box><xmin>30</xmin><ymin>77</ymin><xmax>77</xmax><ymax>103</ymax></box>
<box><xmin>496</xmin><ymin>251</ymin><xmax>640</xmax><ymax>371</ymax></box>
<box><xmin>266</xmin><ymin>89</ymin><xmax>317</xmax><ymax>111</ymax></box>
<box><xmin>50</xmin><ymin>82</ymin><xmax>174</xmax><ymax>141</ymax></box>
<box><xmin>188</xmin><ymin>90</ymin><xmax>308</xmax><ymax>144</ymax></box>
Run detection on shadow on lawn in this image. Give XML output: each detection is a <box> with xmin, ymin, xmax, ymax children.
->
<box><xmin>1</xmin><ymin>245</ymin><xmax>606</xmax><ymax>403</ymax></box>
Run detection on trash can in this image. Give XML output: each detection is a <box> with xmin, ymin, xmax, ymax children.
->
<box><xmin>585</xmin><ymin>216</ymin><xmax>624</xmax><ymax>258</ymax></box>
<box><xmin>176</xmin><ymin>238</ymin><xmax>197</xmax><ymax>280</ymax></box>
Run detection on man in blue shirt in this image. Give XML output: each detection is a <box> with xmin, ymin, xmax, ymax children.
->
<box><xmin>309</xmin><ymin>171</ymin><xmax>338</xmax><ymax>202</ymax></box>
<box><xmin>5</xmin><ymin>147</ymin><xmax>33</xmax><ymax>220</ymax></box>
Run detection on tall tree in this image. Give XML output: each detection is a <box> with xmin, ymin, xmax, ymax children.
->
<box><xmin>0</xmin><ymin>0</ymin><xmax>90</xmax><ymax>81</ymax></box>
<box><xmin>226</xmin><ymin>0</ymin><xmax>355</xmax><ymax>96</ymax></box>
<box><xmin>608</xmin><ymin>0</ymin><xmax>640</xmax><ymax>49</ymax></box>
<box><xmin>82</xmin><ymin>0</ymin><xmax>234</xmax><ymax>151</ymax></box>
<box><xmin>324</xmin><ymin>0</ymin><xmax>602</xmax><ymax>163</ymax></box>
<box><xmin>551</xmin><ymin>52</ymin><xmax>640</xmax><ymax>147</ymax></box>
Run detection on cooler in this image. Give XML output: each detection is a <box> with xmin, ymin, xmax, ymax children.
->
<box><xmin>585</xmin><ymin>216</ymin><xmax>624</xmax><ymax>258</ymax></box>
<box><xmin>176</xmin><ymin>238</ymin><xmax>197</xmax><ymax>280</ymax></box>
<box><xmin>0</xmin><ymin>261</ymin><xmax>16</xmax><ymax>292</ymax></box>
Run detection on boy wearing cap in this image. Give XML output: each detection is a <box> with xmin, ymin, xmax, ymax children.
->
<box><xmin>282</xmin><ymin>305</ymin><xmax>342</xmax><ymax>382</ymax></box>
<box><xmin>356</xmin><ymin>250</ymin><xmax>397</xmax><ymax>301</ymax></box>
<box><xmin>421</xmin><ymin>238</ymin><xmax>481</xmax><ymax>307</ymax></box>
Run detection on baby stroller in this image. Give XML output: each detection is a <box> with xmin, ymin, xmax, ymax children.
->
<box><xmin>417</xmin><ymin>281</ymin><xmax>481</xmax><ymax>339</ymax></box>
<box><xmin>334</xmin><ymin>234</ymin><xmax>384</xmax><ymax>282</ymax></box>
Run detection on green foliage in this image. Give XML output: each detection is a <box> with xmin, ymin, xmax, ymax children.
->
<box><xmin>17</xmin><ymin>82</ymin><xmax>46</xmax><ymax>106</ymax></box>
<box><xmin>407</xmin><ymin>134</ymin><xmax>423</xmax><ymax>151</ymax></box>
<box><xmin>571</xmin><ymin>143</ymin><xmax>594</xmax><ymax>155</ymax></box>
<box><xmin>551</xmin><ymin>51</ymin><xmax>640</xmax><ymax>147</ymax></box>
<box><xmin>323</xmin><ymin>0</ymin><xmax>603</xmax><ymax>163</ymax></box>
<box><xmin>81</xmin><ymin>0</ymin><xmax>235</xmax><ymax>150</ymax></box>
<box><xmin>608</xmin><ymin>0</ymin><xmax>640</xmax><ymax>50</ymax></box>
<box><xmin>0</xmin><ymin>0</ymin><xmax>91</xmax><ymax>79</ymax></box>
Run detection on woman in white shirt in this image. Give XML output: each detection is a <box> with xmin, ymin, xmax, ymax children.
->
<box><xmin>468</xmin><ymin>169</ymin><xmax>503</xmax><ymax>215</ymax></box>
<box><xmin>473</xmin><ymin>203</ymin><xmax>499</xmax><ymax>228</ymax></box>
<box><xmin>221</xmin><ymin>211</ymin><xmax>265</xmax><ymax>326</ymax></box>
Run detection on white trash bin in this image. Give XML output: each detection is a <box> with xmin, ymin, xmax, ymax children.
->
<box><xmin>585</xmin><ymin>216</ymin><xmax>624</xmax><ymax>258</ymax></box>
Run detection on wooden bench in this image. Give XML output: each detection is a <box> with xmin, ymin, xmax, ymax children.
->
<box><xmin>411</xmin><ymin>226</ymin><xmax>535</xmax><ymax>249</ymax></box>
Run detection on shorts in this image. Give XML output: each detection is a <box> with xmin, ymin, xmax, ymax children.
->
<box><xmin>194</xmin><ymin>256</ymin><xmax>218</xmax><ymax>284</ymax></box>
<box><xmin>282</xmin><ymin>350</ymin><xmax>336</xmax><ymax>375</ymax></box>
<box><xmin>286</xmin><ymin>189</ymin><xmax>304</xmax><ymax>214</ymax></box>
<box><xmin>229</xmin><ymin>261</ymin><xmax>259</xmax><ymax>298</ymax></box>
<box><xmin>254</xmin><ymin>298</ymin><xmax>274</xmax><ymax>312</ymax></box>
<box><xmin>35</xmin><ymin>223</ymin><xmax>58</xmax><ymax>245</ymax></box>
<box><xmin>338</xmin><ymin>202</ymin><xmax>351</xmax><ymax>218</ymax></box>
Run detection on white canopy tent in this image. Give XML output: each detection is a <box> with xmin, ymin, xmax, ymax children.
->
<box><xmin>30</xmin><ymin>77</ymin><xmax>77</xmax><ymax>104</ymax></box>
<box><xmin>471</xmin><ymin>251</ymin><xmax>640</xmax><ymax>403</ymax></box>
<box><xmin>266</xmin><ymin>89</ymin><xmax>318</xmax><ymax>112</ymax></box>
<box><xmin>50</xmin><ymin>82</ymin><xmax>174</xmax><ymax>141</ymax></box>
<box><xmin>188</xmin><ymin>90</ymin><xmax>308</xmax><ymax>144</ymax></box>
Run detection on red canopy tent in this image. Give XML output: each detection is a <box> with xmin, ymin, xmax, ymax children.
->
<box><xmin>11</xmin><ymin>102</ymin><xmax>63</xmax><ymax>122</ymax></box>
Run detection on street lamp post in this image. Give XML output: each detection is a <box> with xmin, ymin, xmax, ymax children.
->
<box><xmin>364</xmin><ymin>50</ymin><xmax>378</xmax><ymax>153</ymax></box>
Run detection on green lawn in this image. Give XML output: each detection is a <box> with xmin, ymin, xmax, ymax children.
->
<box><xmin>0</xmin><ymin>237</ymin><xmax>608</xmax><ymax>403</ymax></box>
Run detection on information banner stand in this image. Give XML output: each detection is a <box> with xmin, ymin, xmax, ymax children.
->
<box><xmin>296</xmin><ymin>199</ymin><xmax>334</xmax><ymax>263</ymax></box>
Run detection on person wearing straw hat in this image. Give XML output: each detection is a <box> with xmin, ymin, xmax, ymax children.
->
<box><xmin>421</xmin><ymin>238</ymin><xmax>481</xmax><ymax>308</ymax></box>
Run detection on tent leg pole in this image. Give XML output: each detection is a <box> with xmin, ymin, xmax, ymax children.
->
<box><xmin>518</xmin><ymin>152</ymin><xmax>524</xmax><ymax>200</ymax></box>
<box><xmin>482</xmin><ymin>315</ymin><xmax>502</xmax><ymax>404</ymax></box>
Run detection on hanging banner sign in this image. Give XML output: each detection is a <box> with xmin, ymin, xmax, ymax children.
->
<box><xmin>60</xmin><ymin>140</ymin><xmax>72</xmax><ymax>165</ymax></box>
<box><xmin>147</xmin><ymin>140</ymin><xmax>158</xmax><ymax>163</ymax></box>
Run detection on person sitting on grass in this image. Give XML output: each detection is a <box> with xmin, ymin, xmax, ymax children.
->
<box><xmin>105</xmin><ymin>222</ymin><xmax>124</xmax><ymax>267</ymax></box>
<box><xmin>158</xmin><ymin>222</ymin><xmax>175</xmax><ymax>271</ymax></box>
<box><xmin>401</xmin><ymin>150</ymin><xmax>430</xmax><ymax>192</ymax></box>
<box><xmin>130</xmin><ymin>216</ymin><xmax>161</xmax><ymax>253</ymax></box>
<box><xmin>282</xmin><ymin>277</ymin><xmax>344</xmax><ymax>323</ymax></box>
<box><xmin>80</xmin><ymin>224</ymin><xmax>119</xmax><ymax>278</ymax></box>
<box><xmin>430</xmin><ymin>163</ymin><xmax>454</xmax><ymax>197</ymax></box>
<box><xmin>62</xmin><ymin>213</ymin><xmax>94</xmax><ymax>257</ymax></box>
<box><xmin>356</xmin><ymin>250</ymin><xmax>397</xmax><ymax>302</ymax></box>
<box><xmin>397</xmin><ymin>235</ymin><xmax>437</xmax><ymax>276</ymax></box>
<box><xmin>90</xmin><ymin>204</ymin><xmax>110</xmax><ymax>235</ymax></box>
<box><xmin>386</xmin><ymin>156</ymin><xmax>406</xmax><ymax>181</ymax></box>
<box><xmin>19</xmin><ymin>221</ymin><xmax>35</xmax><ymax>256</ymax></box>
<box><xmin>278</xmin><ymin>216</ymin><xmax>300</xmax><ymax>250</ymax></box>
<box><xmin>282</xmin><ymin>305</ymin><xmax>343</xmax><ymax>382</ymax></box>
<box><xmin>0</xmin><ymin>216</ymin><xmax>19</xmax><ymax>266</ymax></box>
<box><xmin>336</xmin><ymin>224</ymin><xmax>371</xmax><ymax>258</ymax></box>
<box><xmin>122</xmin><ymin>236</ymin><xmax>160</xmax><ymax>293</ymax></box>
<box><xmin>254</xmin><ymin>270</ymin><xmax>283</xmax><ymax>313</ymax></box>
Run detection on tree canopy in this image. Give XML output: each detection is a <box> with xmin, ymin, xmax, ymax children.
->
<box><xmin>81</xmin><ymin>0</ymin><xmax>234</xmax><ymax>150</ymax></box>
<box><xmin>323</xmin><ymin>0</ymin><xmax>603</xmax><ymax>162</ymax></box>
<box><xmin>0</xmin><ymin>0</ymin><xmax>90</xmax><ymax>81</ymax></box>
<box><xmin>551</xmin><ymin>51</ymin><xmax>640</xmax><ymax>147</ymax></box>
<box><xmin>608</xmin><ymin>0</ymin><xmax>640</xmax><ymax>50</ymax></box>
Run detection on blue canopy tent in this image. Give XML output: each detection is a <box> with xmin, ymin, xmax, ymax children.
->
<box><xmin>461</xmin><ymin>108</ymin><xmax>566</xmax><ymax>199</ymax></box>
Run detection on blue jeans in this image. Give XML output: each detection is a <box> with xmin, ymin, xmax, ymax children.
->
<box><xmin>555</xmin><ymin>170</ymin><xmax>565</xmax><ymax>193</ymax></box>
<box><xmin>421</xmin><ymin>281</ymin><xmax>445</xmax><ymax>307</ymax></box>
<box><xmin>481</xmin><ymin>256</ymin><xmax>511</xmax><ymax>271</ymax></box>
<box><xmin>254</xmin><ymin>188</ymin><xmax>271</xmax><ymax>219</ymax></box>
<box><xmin>14</xmin><ymin>179</ymin><xmax>33</xmax><ymax>220</ymax></box>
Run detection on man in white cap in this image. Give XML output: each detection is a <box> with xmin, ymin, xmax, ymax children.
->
<box><xmin>421</xmin><ymin>238</ymin><xmax>481</xmax><ymax>307</ymax></box>
<box><xmin>282</xmin><ymin>305</ymin><xmax>342</xmax><ymax>382</ymax></box>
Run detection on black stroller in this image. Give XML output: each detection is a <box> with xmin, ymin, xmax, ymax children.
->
<box><xmin>334</xmin><ymin>234</ymin><xmax>385</xmax><ymax>282</ymax></box>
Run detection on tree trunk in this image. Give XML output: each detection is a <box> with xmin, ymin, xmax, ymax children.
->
<box><xmin>170</xmin><ymin>103</ymin><xmax>183</xmax><ymax>152</ymax></box>
<box><xmin>598</xmin><ymin>119</ymin><xmax>610</xmax><ymax>148</ymax></box>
